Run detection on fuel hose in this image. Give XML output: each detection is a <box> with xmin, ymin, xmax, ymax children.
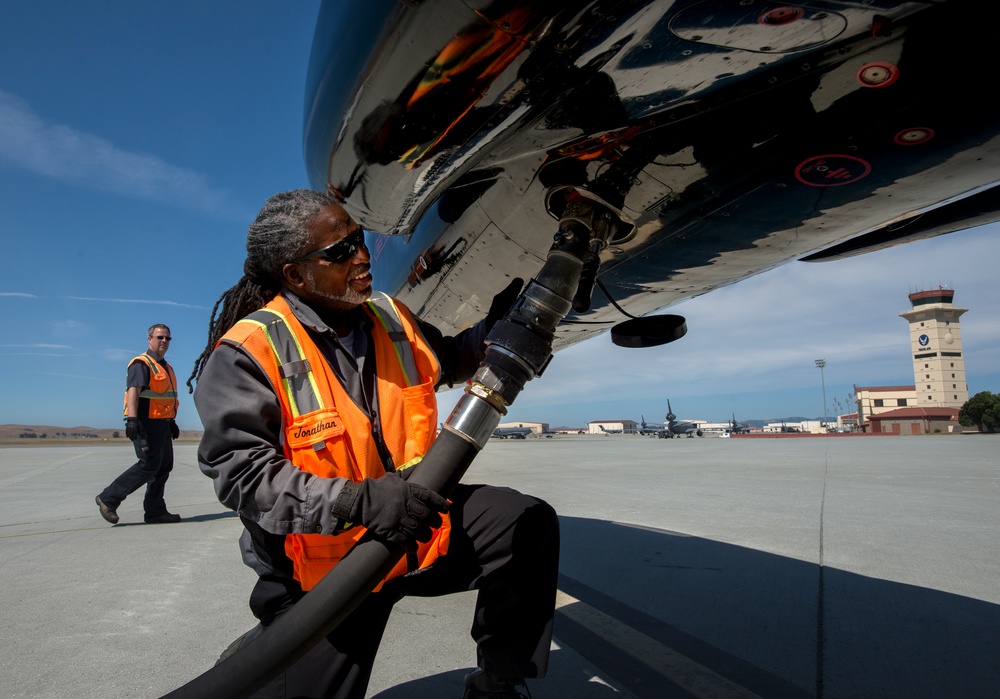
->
<box><xmin>161</xmin><ymin>195</ymin><xmax>601</xmax><ymax>699</ymax></box>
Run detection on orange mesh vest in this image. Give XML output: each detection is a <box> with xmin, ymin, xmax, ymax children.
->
<box><xmin>219</xmin><ymin>293</ymin><xmax>449</xmax><ymax>591</ymax></box>
<box><xmin>123</xmin><ymin>354</ymin><xmax>179</xmax><ymax>419</ymax></box>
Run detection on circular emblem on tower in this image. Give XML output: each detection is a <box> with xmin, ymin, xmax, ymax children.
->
<box><xmin>919</xmin><ymin>334</ymin><xmax>929</xmax><ymax>347</ymax></box>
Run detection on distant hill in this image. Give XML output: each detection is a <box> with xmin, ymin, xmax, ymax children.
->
<box><xmin>0</xmin><ymin>424</ymin><xmax>202</xmax><ymax>442</ymax></box>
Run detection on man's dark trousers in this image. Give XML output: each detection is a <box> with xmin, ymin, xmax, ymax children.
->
<box><xmin>100</xmin><ymin>418</ymin><xmax>174</xmax><ymax>518</ymax></box>
<box><xmin>232</xmin><ymin>483</ymin><xmax>560</xmax><ymax>699</ymax></box>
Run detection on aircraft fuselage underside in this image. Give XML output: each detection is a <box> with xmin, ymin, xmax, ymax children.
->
<box><xmin>305</xmin><ymin>0</ymin><xmax>1000</xmax><ymax>348</ymax></box>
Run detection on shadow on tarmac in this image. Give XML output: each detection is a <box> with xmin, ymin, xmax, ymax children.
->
<box><xmin>109</xmin><ymin>511</ymin><xmax>238</xmax><ymax>527</ymax></box>
<box><xmin>171</xmin><ymin>511</ymin><xmax>238</xmax><ymax>524</ymax></box>
<box><xmin>551</xmin><ymin>516</ymin><xmax>1000</xmax><ymax>699</ymax></box>
<box><xmin>369</xmin><ymin>653</ymin><xmax>626</xmax><ymax>699</ymax></box>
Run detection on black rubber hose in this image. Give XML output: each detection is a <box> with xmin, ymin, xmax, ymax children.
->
<box><xmin>160</xmin><ymin>429</ymin><xmax>479</xmax><ymax>699</ymax></box>
<box><xmin>407</xmin><ymin>426</ymin><xmax>480</xmax><ymax>495</ymax></box>
<box><xmin>571</xmin><ymin>250</ymin><xmax>600</xmax><ymax>313</ymax></box>
<box><xmin>162</xmin><ymin>199</ymin><xmax>593</xmax><ymax>698</ymax></box>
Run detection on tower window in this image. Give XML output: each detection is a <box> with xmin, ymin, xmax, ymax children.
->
<box><xmin>897</xmin><ymin>399</ymin><xmax>907</xmax><ymax>406</ymax></box>
<box><xmin>874</xmin><ymin>399</ymin><xmax>884</xmax><ymax>407</ymax></box>
<box><xmin>926</xmin><ymin>374</ymin><xmax>930</xmax><ymax>379</ymax></box>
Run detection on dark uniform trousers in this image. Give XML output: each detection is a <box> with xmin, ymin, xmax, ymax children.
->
<box><xmin>99</xmin><ymin>418</ymin><xmax>174</xmax><ymax>517</ymax></box>
<box><xmin>232</xmin><ymin>483</ymin><xmax>560</xmax><ymax>699</ymax></box>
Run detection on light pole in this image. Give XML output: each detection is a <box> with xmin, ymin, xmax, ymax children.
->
<box><xmin>815</xmin><ymin>359</ymin><xmax>828</xmax><ymax>428</ymax></box>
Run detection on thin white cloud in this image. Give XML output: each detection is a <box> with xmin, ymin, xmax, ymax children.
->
<box><xmin>64</xmin><ymin>296</ymin><xmax>209</xmax><ymax>310</ymax></box>
<box><xmin>102</xmin><ymin>348</ymin><xmax>141</xmax><ymax>362</ymax></box>
<box><xmin>0</xmin><ymin>292</ymin><xmax>40</xmax><ymax>298</ymax></box>
<box><xmin>34</xmin><ymin>371</ymin><xmax>118</xmax><ymax>382</ymax></box>
<box><xmin>0</xmin><ymin>90</ymin><xmax>246</xmax><ymax>220</ymax></box>
<box><xmin>47</xmin><ymin>320</ymin><xmax>90</xmax><ymax>333</ymax></box>
<box><xmin>0</xmin><ymin>343</ymin><xmax>72</xmax><ymax>349</ymax></box>
<box><xmin>2</xmin><ymin>352</ymin><xmax>86</xmax><ymax>357</ymax></box>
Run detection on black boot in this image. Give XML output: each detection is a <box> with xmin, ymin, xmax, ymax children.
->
<box><xmin>462</xmin><ymin>669</ymin><xmax>529</xmax><ymax>699</ymax></box>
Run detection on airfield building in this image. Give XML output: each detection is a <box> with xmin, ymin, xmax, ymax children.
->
<box><xmin>495</xmin><ymin>421</ymin><xmax>548</xmax><ymax>435</ymax></box>
<box><xmin>855</xmin><ymin>385</ymin><xmax>918</xmax><ymax>420</ymax></box>
<box><xmin>899</xmin><ymin>287</ymin><xmax>969</xmax><ymax>408</ymax></box>
<box><xmin>587</xmin><ymin>420</ymin><xmax>639</xmax><ymax>435</ymax></box>
<box><xmin>850</xmin><ymin>288</ymin><xmax>969</xmax><ymax>435</ymax></box>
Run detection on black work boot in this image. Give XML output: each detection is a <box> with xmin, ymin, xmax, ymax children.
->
<box><xmin>462</xmin><ymin>669</ymin><xmax>529</xmax><ymax>699</ymax></box>
<box><xmin>144</xmin><ymin>512</ymin><xmax>182</xmax><ymax>524</ymax></box>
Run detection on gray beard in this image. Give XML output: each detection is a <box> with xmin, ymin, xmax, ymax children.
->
<box><xmin>305</xmin><ymin>267</ymin><xmax>371</xmax><ymax>311</ymax></box>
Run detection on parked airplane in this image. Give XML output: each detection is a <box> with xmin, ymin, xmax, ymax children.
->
<box><xmin>729</xmin><ymin>414</ymin><xmax>751</xmax><ymax>435</ymax></box>
<box><xmin>638</xmin><ymin>403</ymin><xmax>703</xmax><ymax>438</ymax></box>
<box><xmin>598</xmin><ymin>425</ymin><xmax>624</xmax><ymax>435</ymax></box>
<box><xmin>638</xmin><ymin>415</ymin><xmax>670</xmax><ymax>438</ymax></box>
<box><xmin>666</xmin><ymin>400</ymin><xmax>704</xmax><ymax>438</ymax></box>
<box><xmin>492</xmin><ymin>426</ymin><xmax>532</xmax><ymax>439</ymax></box>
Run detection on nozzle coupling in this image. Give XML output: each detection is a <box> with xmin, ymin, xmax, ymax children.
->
<box><xmin>445</xmin><ymin>201</ymin><xmax>602</xmax><ymax>448</ymax></box>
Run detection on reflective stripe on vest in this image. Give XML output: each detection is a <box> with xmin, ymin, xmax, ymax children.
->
<box><xmin>238</xmin><ymin>309</ymin><xmax>325</xmax><ymax>418</ymax></box>
<box><xmin>366</xmin><ymin>292</ymin><xmax>420</xmax><ymax>387</ymax></box>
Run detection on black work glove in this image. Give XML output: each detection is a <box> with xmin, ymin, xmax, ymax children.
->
<box><xmin>168</xmin><ymin>419</ymin><xmax>180</xmax><ymax>440</ymax></box>
<box><xmin>485</xmin><ymin>277</ymin><xmax>524</xmax><ymax>330</ymax></box>
<box><xmin>332</xmin><ymin>474</ymin><xmax>448</xmax><ymax>551</ymax></box>
<box><xmin>125</xmin><ymin>417</ymin><xmax>145</xmax><ymax>442</ymax></box>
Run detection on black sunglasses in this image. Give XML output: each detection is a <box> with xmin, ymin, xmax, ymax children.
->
<box><xmin>153</xmin><ymin>335</ymin><xmax>172</xmax><ymax>341</ymax></box>
<box><xmin>293</xmin><ymin>230</ymin><xmax>367</xmax><ymax>264</ymax></box>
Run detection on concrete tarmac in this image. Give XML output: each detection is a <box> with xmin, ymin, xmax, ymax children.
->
<box><xmin>1</xmin><ymin>434</ymin><xmax>998</xmax><ymax>698</ymax></box>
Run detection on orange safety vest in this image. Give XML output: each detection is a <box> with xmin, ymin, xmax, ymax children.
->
<box><xmin>123</xmin><ymin>354</ymin><xmax>179</xmax><ymax>419</ymax></box>
<box><xmin>219</xmin><ymin>293</ymin><xmax>450</xmax><ymax>591</ymax></box>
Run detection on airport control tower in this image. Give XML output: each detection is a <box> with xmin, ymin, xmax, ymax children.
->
<box><xmin>899</xmin><ymin>288</ymin><xmax>969</xmax><ymax>408</ymax></box>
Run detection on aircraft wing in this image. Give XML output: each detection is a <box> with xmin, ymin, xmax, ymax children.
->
<box><xmin>304</xmin><ymin>0</ymin><xmax>1000</xmax><ymax>348</ymax></box>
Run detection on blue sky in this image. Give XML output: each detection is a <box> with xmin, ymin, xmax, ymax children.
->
<box><xmin>2</xmin><ymin>2</ymin><xmax>998</xmax><ymax>432</ymax></box>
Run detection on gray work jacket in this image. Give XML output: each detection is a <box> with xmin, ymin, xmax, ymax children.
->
<box><xmin>193</xmin><ymin>290</ymin><xmax>488</xmax><ymax>576</ymax></box>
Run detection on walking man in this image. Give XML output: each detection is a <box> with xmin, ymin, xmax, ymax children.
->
<box><xmin>96</xmin><ymin>324</ymin><xmax>182</xmax><ymax>524</ymax></box>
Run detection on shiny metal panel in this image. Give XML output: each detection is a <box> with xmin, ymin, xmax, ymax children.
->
<box><xmin>305</xmin><ymin>0</ymin><xmax>1000</xmax><ymax>350</ymax></box>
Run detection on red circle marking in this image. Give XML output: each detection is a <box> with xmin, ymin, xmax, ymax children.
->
<box><xmin>759</xmin><ymin>7</ymin><xmax>805</xmax><ymax>25</ymax></box>
<box><xmin>795</xmin><ymin>155</ymin><xmax>872</xmax><ymax>187</ymax></box>
<box><xmin>857</xmin><ymin>62</ymin><xmax>900</xmax><ymax>88</ymax></box>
